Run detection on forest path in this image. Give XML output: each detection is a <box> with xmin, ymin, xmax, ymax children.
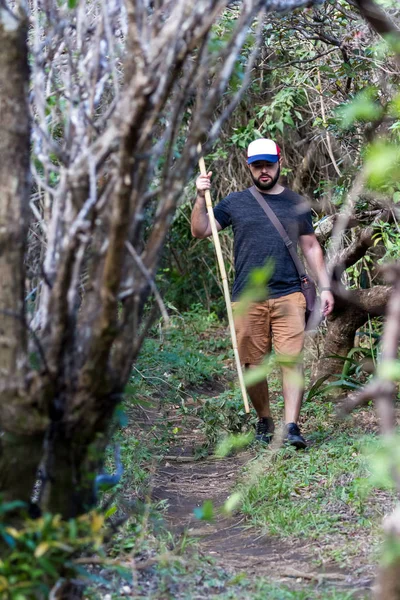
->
<box><xmin>150</xmin><ymin>402</ymin><xmax>374</xmax><ymax>598</ymax></box>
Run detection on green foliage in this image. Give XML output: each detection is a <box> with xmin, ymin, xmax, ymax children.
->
<box><xmin>377</xmin><ymin>359</ymin><xmax>400</xmax><ymax>381</ymax></box>
<box><xmin>364</xmin><ymin>434</ymin><xmax>400</xmax><ymax>492</ymax></box>
<box><xmin>307</xmin><ymin>337</ymin><xmax>380</xmax><ymax>401</ymax></box>
<box><xmin>235</xmin><ymin>261</ymin><xmax>274</xmax><ymax>313</ymax></box>
<box><xmin>230</xmin><ymin>582</ymin><xmax>362</xmax><ymax>600</ymax></box>
<box><xmin>128</xmin><ymin>307</ymin><xmax>229</xmax><ymax>400</ymax></box>
<box><xmin>193</xmin><ymin>499</ymin><xmax>214</xmax><ymax>522</ymax></box>
<box><xmin>239</xmin><ymin>432</ymin><xmax>373</xmax><ymax>540</ymax></box>
<box><xmin>337</xmin><ymin>88</ymin><xmax>383</xmax><ymax>128</ymax></box>
<box><xmin>193</xmin><ymin>389</ymin><xmax>251</xmax><ymax>447</ymax></box>
<box><xmin>373</xmin><ymin>220</ymin><xmax>400</xmax><ymax>261</ymax></box>
<box><xmin>365</xmin><ymin>140</ymin><xmax>400</xmax><ymax>190</ymax></box>
<box><xmin>230</xmin><ymin>86</ymin><xmax>306</xmax><ymax>148</ymax></box>
<box><xmin>0</xmin><ymin>501</ymin><xmax>108</xmax><ymax>598</ymax></box>
<box><xmin>159</xmin><ymin>203</ymin><xmax>232</xmax><ymax>314</ymax></box>
<box><xmin>215</xmin><ymin>431</ymin><xmax>254</xmax><ymax>457</ymax></box>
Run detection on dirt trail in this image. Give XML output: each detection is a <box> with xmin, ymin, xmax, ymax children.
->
<box><xmin>151</xmin><ymin>407</ymin><xmax>374</xmax><ymax>597</ymax></box>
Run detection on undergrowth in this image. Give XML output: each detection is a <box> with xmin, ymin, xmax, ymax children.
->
<box><xmin>82</xmin><ymin>307</ymin><xmax>386</xmax><ymax>597</ymax></box>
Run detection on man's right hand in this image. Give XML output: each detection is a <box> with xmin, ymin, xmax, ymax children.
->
<box><xmin>196</xmin><ymin>171</ymin><xmax>212</xmax><ymax>197</ymax></box>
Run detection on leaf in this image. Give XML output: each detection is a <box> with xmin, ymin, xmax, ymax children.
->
<box><xmin>243</xmin><ymin>362</ymin><xmax>271</xmax><ymax>387</ymax></box>
<box><xmin>0</xmin><ymin>576</ymin><xmax>8</xmax><ymax>592</ymax></box>
<box><xmin>283</xmin><ymin>114</ymin><xmax>295</xmax><ymax>127</ymax></box>
<box><xmin>35</xmin><ymin>542</ymin><xmax>50</xmax><ymax>558</ymax></box>
<box><xmin>50</xmin><ymin>541</ymin><xmax>74</xmax><ymax>552</ymax></box>
<box><xmin>38</xmin><ymin>557</ymin><xmax>60</xmax><ymax>578</ymax></box>
<box><xmin>306</xmin><ymin>374</ymin><xmax>332</xmax><ymax>401</ymax></box>
<box><xmin>68</xmin><ymin>519</ymin><xmax>77</xmax><ymax>540</ymax></box>
<box><xmin>223</xmin><ymin>492</ymin><xmax>242</xmax><ymax>514</ymax></box>
<box><xmin>365</xmin><ymin>141</ymin><xmax>400</xmax><ymax>190</ymax></box>
<box><xmin>91</xmin><ymin>512</ymin><xmax>104</xmax><ymax>533</ymax></box>
<box><xmin>215</xmin><ymin>432</ymin><xmax>254</xmax><ymax>458</ymax></box>
<box><xmin>1</xmin><ymin>531</ymin><xmax>16</xmax><ymax>548</ymax></box>
<box><xmin>68</xmin><ymin>0</ymin><xmax>78</xmax><ymax>7</ymax></box>
<box><xmin>104</xmin><ymin>504</ymin><xmax>118</xmax><ymax>519</ymax></box>
<box><xmin>193</xmin><ymin>499</ymin><xmax>214</xmax><ymax>521</ymax></box>
<box><xmin>377</xmin><ymin>360</ymin><xmax>400</xmax><ymax>381</ymax></box>
<box><xmin>321</xmin><ymin>379</ymin><xmax>362</xmax><ymax>393</ymax></box>
<box><xmin>337</xmin><ymin>90</ymin><xmax>383</xmax><ymax>129</ymax></box>
<box><xmin>5</xmin><ymin>526</ymin><xmax>20</xmax><ymax>539</ymax></box>
<box><xmin>0</xmin><ymin>500</ymin><xmax>26</xmax><ymax>515</ymax></box>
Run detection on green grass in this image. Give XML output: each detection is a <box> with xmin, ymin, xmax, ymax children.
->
<box><xmin>240</xmin><ymin>432</ymin><xmax>372</xmax><ymax>538</ymax></box>
<box><xmin>91</xmin><ymin>306</ymin><xmax>386</xmax><ymax>597</ymax></box>
<box><xmin>123</xmin><ymin>307</ymin><xmax>232</xmax><ymax>414</ymax></box>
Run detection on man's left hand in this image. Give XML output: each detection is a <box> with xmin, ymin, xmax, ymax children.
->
<box><xmin>320</xmin><ymin>290</ymin><xmax>334</xmax><ymax>317</ymax></box>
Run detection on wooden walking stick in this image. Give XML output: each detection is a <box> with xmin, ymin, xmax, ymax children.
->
<box><xmin>197</xmin><ymin>145</ymin><xmax>250</xmax><ymax>414</ymax></box>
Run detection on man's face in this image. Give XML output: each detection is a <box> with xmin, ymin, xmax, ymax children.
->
<box><xmin>248</xmin><ymin>160</ymin><xmax>280</xmax><ymax>191</ymax></box>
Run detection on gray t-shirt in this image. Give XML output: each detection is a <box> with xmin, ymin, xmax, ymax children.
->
<box><xmin>213</xmin><ymin>187</ymin><xmax>314</xmax><ymax>301</ymax></box>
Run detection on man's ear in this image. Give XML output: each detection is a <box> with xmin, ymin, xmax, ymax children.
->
<box><xmin>279</xmin><ymin>156</ymin><xmax>283</xmax><ymax>167</ymax></box>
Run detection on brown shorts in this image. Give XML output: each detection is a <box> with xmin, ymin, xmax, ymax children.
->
<box><xmin>232</xmin><ymin>292</ymin><xmax>306</xmax><ymax>365</ymax></box>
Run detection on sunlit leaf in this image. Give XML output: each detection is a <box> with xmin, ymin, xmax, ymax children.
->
<box><xmin>223</xmin><ymin>492</ymin><xmax>242</xmax><ymax>514</ymax></box>
<box><xmin>337</xmin><ymin>89</ymin><xmax>382</xmax><ymax>129</ymax></box>
<box><xmin>193</xmin><ymin>499</ymin><xmax>214</xmax><ymax>521</ymax></box>
<box><xmin>34</xmin><ymin>542</ymin><xmax>50</xmax><ymax>558</ymax></box>
<box><xmin>215</xmin><ymin>432</ymin><xmax>254</xmax><ymax>458</ymax></box>
<box><xmin>90</xmin><ymin>512</ymin><xmax>104</xmax><ymax>533</ymax></box>
<box><xmin>365</xmin><ymin>141</ymin><xmax>400</xmax><ymax>190</ymax></box>
<box><xmin>377</xmin><ymin>360</ymin><xmax>400</xmax><ymax>381</ymax></box>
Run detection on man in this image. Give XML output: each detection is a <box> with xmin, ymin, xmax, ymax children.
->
<box><xmin>191</xmin><ymin>138</ymin><xmax>334</xmax><ymax>448</ymax></box>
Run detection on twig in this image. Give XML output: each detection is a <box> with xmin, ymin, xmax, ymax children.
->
<box><xmin>317</xmin><ymin>69</ymin><xmax>342</xmax><ymax>178</ymax></box>
<box><xmin>281</xmin><ymin>567</ymin><xmax>347</xmax><ymax>581</ymax></box>
<box><xmin>73</xmin><ymin>552</ymin><xmax>185</xmax><ymax>570</ymax></box>
<box><xmin>125</xmin><ymin>241</ymin><xmax>170</xmax><ymax>325</ymax></box>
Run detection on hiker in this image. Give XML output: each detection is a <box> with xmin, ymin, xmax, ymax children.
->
<box><xmin>191</xmin><ymin>138</ymin><xmax>334</xmax><ymax>448</ymax></box>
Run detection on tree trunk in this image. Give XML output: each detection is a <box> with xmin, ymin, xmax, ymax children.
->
<box><xmin>0</xmin><ymin>9</ymin><xmax>30</xmax><ymax>382</ymax></box>
<box><xmin>0</xmin><ymin>433</ymin><xmax>43</xmax><ymax>504</ymax></box>
<box><xmin>0</xmin><ymin>7</ymin><xmax>48</xmax><ymax>505</ymax></box>
<box><xmin>312</xmin><ymin>286</ymin><xmax>391</xmax><ymax>382</ymax></box>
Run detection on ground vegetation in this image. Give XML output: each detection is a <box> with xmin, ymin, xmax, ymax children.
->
<box><xmin>1</xmin><ymin>0</ymin><xmax>400</xmax><ymax>598</ymax></box>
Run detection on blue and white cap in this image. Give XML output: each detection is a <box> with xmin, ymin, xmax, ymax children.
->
<box><xmin>247</xmin><ymin>138</ymin><xmax>281</xmax><ymax>164</ymax></box>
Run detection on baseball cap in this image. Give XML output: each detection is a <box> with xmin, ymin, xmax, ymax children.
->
<box><xmin>247</xmin><ymin>138</ymin><xmax>281</xmax><ymax>164</ymax></box>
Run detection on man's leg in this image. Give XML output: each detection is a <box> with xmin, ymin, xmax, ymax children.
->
<box><xmin>281</xmin><ymin>363</ymin><xmax>304</xmax><ymax>424</ymax></box>
<box><xmin>271</xmin><ymin>292</ymin><xmax>307</xmax><ymax>448</ymax></box>
<box><xmin>245</xmin><ymin>366</ymin><xmax>271</xmax><ymax>418</ymax></box>
<box><xmin>232</xmin><ymin>302</ymin><xmax>274</xmax><ymax>442</ymax></box>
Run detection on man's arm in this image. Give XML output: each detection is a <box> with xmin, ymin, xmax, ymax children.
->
<box><xmin>299</xmin><ymin>233</ymin><xmax>334</xmax><ymax>316</ymax></box>
<box><xmin>191</xmin><ymin>171</ymin><xmax>222</xmax><ymax>239</ymax></box>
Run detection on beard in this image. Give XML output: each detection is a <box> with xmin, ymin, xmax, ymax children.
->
<box><xmin>251</xmin><ymin>164</ymin><xmax>281</xmax><ymax>191</ymax></box>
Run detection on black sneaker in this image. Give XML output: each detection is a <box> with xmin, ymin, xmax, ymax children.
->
<box><xmin>284</xmin><ymin>422</ymin><xmax>307</xmax><ymax>449</ymax></box>
<box><xmin>255</xmin><ymin>417</ymin><xmax>275</xmax><ymax>444</ymax></box>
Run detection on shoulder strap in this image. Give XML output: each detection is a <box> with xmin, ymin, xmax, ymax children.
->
<box><xmin>248</xmin><ymin>186</ymin><xmax>306</xmax><ymax>278</ymax></box>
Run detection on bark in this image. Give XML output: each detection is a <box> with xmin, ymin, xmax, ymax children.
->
<box><xmin>42</xmin><ymin>434</ymin><xmax>99</xmax><ymax>517</ymax></box>
<box><xmin>0</xmin><ymin>433</ymin><xmax>43</xmax><ymax>504</ymax></box>
<box><xmin>353</xmin><ymin>0</ymin><xmax>400</xmax><ymax>38</ymax></box>
<box><xmin>0</xmin><ymin>8</ymin><xmax>29</xmax><ymax>384</ymax></box>
<box><xmin>0</xmin><ymin>6</ymin><xmax>49</xmax><ymax>502</ymax></box>
<box><xmin>312</xmin><ymin>286</ymin><xmax>391</xmax><ymax>382</ymax></box>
